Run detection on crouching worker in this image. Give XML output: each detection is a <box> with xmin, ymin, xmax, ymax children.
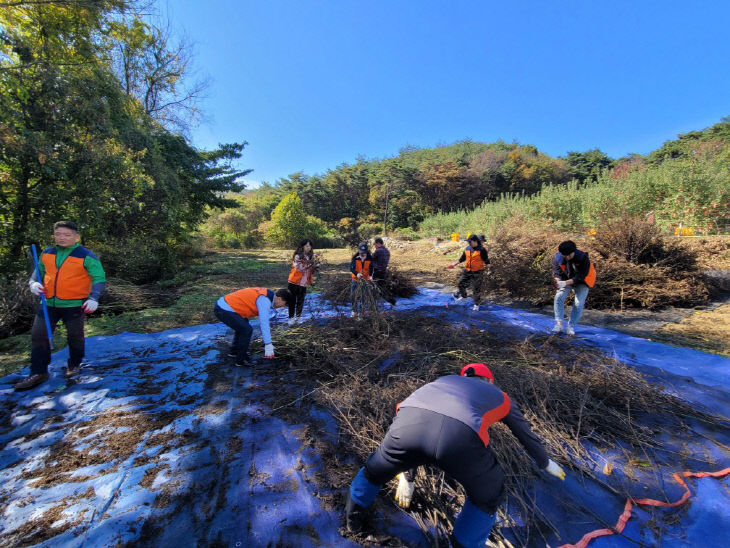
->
<box><xmin>552</xmin><ymin>240</ymin><xmax>596</xmax><ymax>336</ymax></box>
<box><xmin>213</xmin><ymin>287</ymin><xmax>292</xmax><ymax>366</ymax></box>
<box><xmin>345</xmin><ymin>363</ymin><xmax>565</xmax><ymax>548</ymax></box>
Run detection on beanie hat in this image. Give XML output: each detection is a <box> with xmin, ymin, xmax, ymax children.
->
<box><xmin>558</xmin><ymin>240</ymin><xmax>577</xmax><ymax>256</ymax></box>
<box><xmin>460</xmin><ymin>363</ymin><xmax>494</xmax><ymax>383</ymax></box>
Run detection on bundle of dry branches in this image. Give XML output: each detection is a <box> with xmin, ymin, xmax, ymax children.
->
<box><xmin>267</xmin><ymin>313</ymin><xmax>727</xmax><ymax>546</ymax></box>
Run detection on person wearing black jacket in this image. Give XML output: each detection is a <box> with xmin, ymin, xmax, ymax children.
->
<box><xmin>552</xmin><ymin>240</ymin><xmax>597</xmax><ymax>336</ymax></box>
<box><xmin>372</xmin><ymin>237</ymin><xmax>396</xmax><ymax>305</ymax></box>
<box><xmin>448</xmin><ymin>234</ymin><xmax>490</xmax><ymax>311</ymax></box>
<box><xmin>345</xmin><ymin>363</ymin><xmax>565</xmax><ymax>548</ymax></box>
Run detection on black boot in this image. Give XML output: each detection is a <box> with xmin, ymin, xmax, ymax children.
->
<box><xmin>450</xmin><ymin>535</ymin><xmax>467</xmax><ymax>548</ymax></box>
<box><xmin>345</xmin><ymin>491</ymin><xmax>367</xmax><ymax>533</ymax></box>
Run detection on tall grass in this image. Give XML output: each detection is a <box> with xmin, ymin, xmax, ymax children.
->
<box><xmin>419</xmin><ymin>152</ymin><xmax>730</xmax><ymax>236</ymax></box>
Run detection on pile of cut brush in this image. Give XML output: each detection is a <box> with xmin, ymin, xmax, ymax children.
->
<box><xmin>320</xmin><ymin>267</ymin><xmax>418</xmax><ymax>306</ymax></box>
<box><xmin>266</xmin><ymin>313</ymin><xmax>727</xmax><ymax>547</ymax></box>
<box><xmin>483</xmin><ymin>215</ymin><xmax>710</xmax><ymax>310</ymax></box>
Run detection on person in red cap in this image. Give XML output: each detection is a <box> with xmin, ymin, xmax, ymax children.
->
<box><xmin>345</xmin><ymin>363</ymin><xmax>565</xmax><ymax>548</ymax></box>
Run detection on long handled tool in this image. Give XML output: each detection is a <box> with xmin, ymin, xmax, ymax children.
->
<box><xmin>31</xmin><ymin>244</ymin><xmax>54</xmax><ymax>349</ymax></box>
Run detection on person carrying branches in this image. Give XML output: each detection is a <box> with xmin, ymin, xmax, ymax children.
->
<box><xmin>287</xmin><ymin>238</ymin><xmax>316</xmax><ymax>326</ymax></box>
<box><xmin>345</xmin><ymin>363</ymin><xmax>565</xmax><ymax>547</ymax></box>
<box><xmin>447</xmin><ymin>234</ymin><xmax>491</xmax><ymax>311</ymax></box>
<box><xmin>349</xmin><ymin>242</ymin><xmax>374</xmax><ymax>318</ymax></box>
<box><xmin>213</xmin><ymin>287</ymin><xmax>292</xmax><ymax>366</ymax></box>
<box><xmin>16</xmin><ymin>221</ymin><xmax>106</xmax><ymax>391</ymax></box>
<box><xmin>552</xmin><ymin>240</ymin><xmax>597</xmax><ymax>336</ymax></box>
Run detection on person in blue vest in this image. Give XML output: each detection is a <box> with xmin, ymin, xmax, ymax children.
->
<box><xmin>345</xmin><ymin>363</ymin><xmax>565</xmax><ymax>548</ymax></box>
<box><xmin>16</xmin><ymin>221</ymin><xmax>106</xmax><ymax>391</ymax></box>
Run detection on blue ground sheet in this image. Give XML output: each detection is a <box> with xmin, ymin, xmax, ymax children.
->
<box><xmin>1</xmin><ymin>288</ymin><xmax>728</xmax><ymax>547</ymax></box>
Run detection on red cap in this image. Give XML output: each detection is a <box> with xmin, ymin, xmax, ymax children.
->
<box><xmin>460</xmin><ymin>363</ymin><xmax>494</xmax><ymax>383</ymax></box>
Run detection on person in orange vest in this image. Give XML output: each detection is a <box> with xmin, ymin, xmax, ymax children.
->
<box><xmin>15</xmin><ymin>221</ymin><xmax>106</xmax><ymax>391</ymax></box>
<box><xmin>287</xmin><ymin>238</ymin><xmax>316</xmax><ymax>326</ymax></box>
<box><xmin>213</xmin><ymin>287</ymin><xmax>292</xmax><ymax>366</ymax></box>
<box><xmin>350</xmin><ymin>242</ymin><xmax>374</xmax><ymax>317</ymax></box>
<box><xmin>345</xmin><ymin>363</ymin><xmax>565</xmax><ymax>547</ymax></box>
<box><xmin>552</xmin><ymin>240</ymin><xmax>596</xmax><ymax>336</ymax></box>
<box><xmin>447</xmin><ymin>234</ymin><xmax>490</xmax><ymax>311</ymax></box>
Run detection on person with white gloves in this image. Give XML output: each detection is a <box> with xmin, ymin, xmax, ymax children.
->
<box><xmin>15</xmin><ymin>221</ymin><xmax>106</xmax><ymax>391</ymax></box>
<box><xmin>345</xmin><ymin>363</ymin><xmax>565</xmax><ymax>548</ymax></box>
<box><xmin>552</xmin><ymin>240</ymin><xmax>597</xmax><ymax>336</ymax></box>
<box><xmin>213</xmin><ymin>287</ymin><xmax>292</xmax><ymax>366</ymax></box>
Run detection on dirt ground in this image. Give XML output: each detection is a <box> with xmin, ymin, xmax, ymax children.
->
<box><xmin>317</xmin><ymin>236</ymin><xmax>730</xmax><ymax>357</ymax></box>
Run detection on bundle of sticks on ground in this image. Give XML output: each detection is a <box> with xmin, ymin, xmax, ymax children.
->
<box><xmin>483</xmin><ymin>215</ymin><xmax>712</xmax><ymax>310</ymax></box>
<box><xmin>267</xmin><ymin>313</ymin><xmax>727</xmax><ymax>546</ymax></box>
<box><xmin>320</xmin><ymin>267</ymin><xmax>418</xmax><ymax>305</ymax></box>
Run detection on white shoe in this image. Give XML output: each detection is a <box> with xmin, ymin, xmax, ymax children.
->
<box><xmin>566</xmin><ymin>324</ymin><xmax>575</xmax><ymax>336</ymax></box>
<box><xmin>472</xmin><ymin>304</ymin><xmax>479</xmax><ymax>311</ymax></box>
<box><xmin>551</xmin><ymin>322</ymin><xmax>563</xmax><ymax>334</ymax></box>
<box><xmin>350</xmin><ymin>311</ymin><xmax>357</xmax><ymax>318</ymax></box>
<box><xmin>287</xmin><ymin>317</ymin><xmax>296</xmax><ymax>326</ymax></box>
<box><xmin>453</xmin><ymin>293</ymin><xmax>464</xmax><ymax>302</ymax></box>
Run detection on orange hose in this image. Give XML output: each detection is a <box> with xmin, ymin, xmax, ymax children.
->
<box><xmin>559</xmin><ymin>467</ymin><xmax>730</xmax><ymax>548</ymax></box>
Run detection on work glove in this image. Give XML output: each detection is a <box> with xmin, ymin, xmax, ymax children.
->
<box><xmin>29</xmin><ymin>281</ymin><xmax>45</xmax><ymax>296</ymax></box>
<box><xmin>447</xmin><ymin>264</ymin><xmax>454</xmax><ymax>269</ymax></box>
<box><xmin>556</xmin><ymin>280</ymin><xmax>567</xmax><ymax>290</ymax></box>
<box><xmin>82</xmin><ymin>299</ymin><xmax>98</xmax><ymax>314</ymax></box>
<box><xmin>544</xmin><ymin>459</ymin><xmax>566</xmax><ymax>480</ymax></box>
<box><xmin>264</xmin><ymin>343</ymin><xmax>275</xmax><ymax>359</ymax></box>
<box><xmin>394</xmin><ymin>472</ymin><xmax>415</xmax><ymax>508</ymax></box>
<box><xmin>357</xmin><ymin>272</ymin><xmax>363</xmax><ymax>279</ymax></box>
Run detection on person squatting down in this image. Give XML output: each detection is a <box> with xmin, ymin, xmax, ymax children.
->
<box><xmin>552</xmin><ymin>240</ymin><xmax>597</xmax><ymax>336</ymax></box>
<box><xmin>448</xmin><ymin>234</ymin><xmax>491</xmax><ymax>311</ymax></box>
<box><xmin>372</xmin><ymin>237</ymin><xmax>396</xmax><ymax>306</ymax></box>
<box><xmin>16</xmin><ymin>221</ymin><xmax>106</xmax><ymax>391</ymax></box>
<box><xmin>213</xmin><ymin>287</ymin><xmax>292</xmax><ymax>366</ymax></box>
<box><xmin>345</xmin><ymin>363</ymin><xmax>565</xmax><ymax>548</ymax></box>
<box><xmin>288</xmin><ymin>239</ymin><xmax>316</xmax><ymax>326</ymax></box>
<box><xmin>350</xmin><ymin>242</ymin><xmax>374</xmax><ymax>317</ymax></box>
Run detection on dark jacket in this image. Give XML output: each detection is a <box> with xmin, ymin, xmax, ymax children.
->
<box><xmin>399</xmin><ymin>375</ymin><xmax>549</xmax><ymax>468</ymax></box>
<box><xmin>552</xmin><ymin>249</ymin><xmax>593</xmax><ymax>286</ymax></box>
<box><xmin>372</xmin><ymin>246</ymin><xmax>390</xmax><ymax>273</ymax></box>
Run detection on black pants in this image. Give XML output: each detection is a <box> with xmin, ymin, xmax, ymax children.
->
<box><xmin>287</xmin><ymin>283</ymin><xmax>307</xmax><ymax>318</ymax></box>
<box><xmin>214</xmin><ymin>304</ymin><xmax>253</xmax><ymax>362</ymax></box>
<box><xmin>373</xmin><ymin>269</ymin><xmax>395</xmax><ymax>304</ymax></box>
<box><xmin>364</xmin><ymin>407</ymin><xmax>505</xmax><ymax>514</ymax></box>
<box><xmin>457</xmin><ymin>270</ymin><xmax>485</xmax><ymax>305</ymax></box>
<box><xmin>31</xmin><ymin>306</ymin><xmax>85</xmax><ymax>375</ymax></box>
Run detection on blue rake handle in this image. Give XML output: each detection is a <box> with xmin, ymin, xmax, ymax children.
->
<box><xmin>31</xmin><ymin>244</ymin><xmax>54</xmax><ymax>350</ymax></box>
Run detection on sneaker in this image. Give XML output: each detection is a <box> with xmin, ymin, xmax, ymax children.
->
<box><xmin>235</xmin><ymin>358</ymin><xmax>252</xmax><ymax>367</ymax></box>
<box><xmin>453</xmin><ymin>292</ymin><xmax>464</xmax><ymax>302</ymax></box>
<box><xmin>65</xmin><ymin>366</ymin><xmax>81</xmax><ymax>378</ymax></box>
<box><xmin>14</xmin><ymin>373</ymin><xmax>50</xmax><ymax>391</ymax></box>
<box><xmin>472</xmin><ymin>304</ymin><xmax>479</xmax><ymax>311</ymax></box>
<box><xmin>350</xmin><ymin>311</ymin><xmax>357</xmax><ymax>318</ymax></box>
<box><xmin>551</xmin><ymin>322</ymin><xmax>563</xmax><ymax>334</ymax></box>
<box><xmin>227</xmin><ymin>347</ymin><xmax>237</xmax><ymax>358</ymax></box>
<box><xmin>566</xmin><ymin>324</ymin><xmax>575</xmax><ymax>336</ymax></box>
<box><xmin>287</xmin><ymin>317</ymin><xmax>296</xmax><ymax>327</ymax></box>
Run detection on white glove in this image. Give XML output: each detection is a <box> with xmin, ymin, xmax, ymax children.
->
<box><xmin>264</xmin><ymin>343</ymin><xmax>275</xmax><ymax>359</ymax></box>
<box><xmin>394</xmin><ymin>472</ymin><xmax>415</xmax><ymax>508</ymax></box>
<box><xmin>82</xmin><ymin>299</ymin><xmax>98</xmax><ymax>313</ymax></box>
<box><xmin>29</xmin><ymin>281</ymin><xmax>45</xmax><ymax>296</ymax></box>
<box><xmin>357</xmin><ymin>272</ymin><xmax>363</xmax><ymax>279</ymax></box>
<box><xmin>556</xmin><ymin>280</ymin><xmax>567</xmax><ymax>290</ymax></box>
<box><xmin>544</xmin><ymin>459</ymin><xmax>566</xmax><ymax>480</ymax></box>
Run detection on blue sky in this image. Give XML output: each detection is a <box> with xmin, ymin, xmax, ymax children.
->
<box><xmin>163</xmin><ymin>1</ymin><xmax>730</xmax><ymax>187</ymax></box>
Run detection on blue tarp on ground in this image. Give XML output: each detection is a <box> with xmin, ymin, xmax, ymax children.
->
<box><xmin>1</xmin><ymin>288</ymin><xmax>728</xmax><ymax>547</ymax></box>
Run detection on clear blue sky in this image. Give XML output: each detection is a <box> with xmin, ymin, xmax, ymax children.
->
<box><xmin>163</xmin><ymin>0</ymin><xmax>730</xmax><ymax>187</ymax></box>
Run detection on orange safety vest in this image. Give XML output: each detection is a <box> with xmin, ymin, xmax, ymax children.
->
<box><xmin>223</xmin><ymin>287</ymin><xmax>268</xmax><ymax>318</ymax></box>
<box><xmin>464</xmin><ymin>248</ymin><xmax>486</xmax><ymax>272</ymax></box>
<box><xmin>288</xmin><ymin>257</ymin><xmax>313</xmax><ymax>285</ymax></box>
<box><xmin>559</xmin><ymin>254</ymin><xmax>596</xmax><ymax>288</ymax></box>
<box><xmin>351</xmin><ymin>257</ymin><xmax>372</xmax><ymax>281</ymax></box>
<box><xmin>42</xmin><ymin>252</ymin><xmax>92</xmax><ymax>300</ymax></box>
